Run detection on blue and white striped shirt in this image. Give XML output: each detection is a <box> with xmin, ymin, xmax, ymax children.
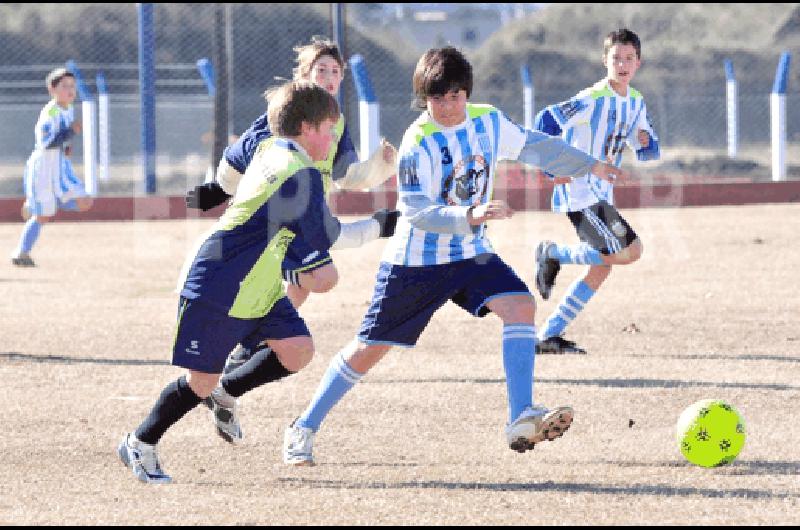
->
<box><xmin>538</xmin><ymin>79</ymin><xmax>660</xmax><ymax>212</ymax></box>
<box><xmin>383</xmin><ymin>103</ymin><xmax>597</xmax><ymax>266</ymax></box>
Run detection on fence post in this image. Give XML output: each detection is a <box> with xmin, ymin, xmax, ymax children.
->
<box><xmin>138</xmin><ymin>3</ymin><xmax>156</xmax><ymax>194</ymax></box>
<box><xmin>724</xmin><ymin>59</ymin><xmax>737</xmax><ymax>159</ymax></box>
<box><xmin>66</xmin><ymin>60</ymin><xmax>97</xmax><ymax>197</ymax></box>
<box><xmin>521</xmin><ymin>64</ymin><xmax>534</xmax><ymax>130</ymax></box>
<box><xmin>349</xmin><ymin>54</ymin><xmax>380</xmax><ymax>160</ymax></box>
<box><xmin>771</xmin><ymin>52</ymin><xmax>791</xmax><ymax>182</ymax></box>
<box><xmin>96</xmin><ymin>72</ymin><xmax>110</xmax><ymax>181</ymax></box>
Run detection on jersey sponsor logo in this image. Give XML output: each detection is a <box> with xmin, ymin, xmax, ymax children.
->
<box><xmin>558</xmin><ymin>100</ymin><xmax>583</xmax><ymax>121</ymax></box>
<box><xmin>441</xmin><ymin>154</ymin><xmax>489</xmax><ymax>206</ymax></box>
<box><xmin>477</xmin><ymin>133</ymin><xmax>492</xmax><ymax>154</ymax></box>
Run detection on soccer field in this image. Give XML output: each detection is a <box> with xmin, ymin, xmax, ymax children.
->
<box><xmin>1</xmin><ymin>205</ymin><xmax>798</xmax><ymax>525</ymax></box>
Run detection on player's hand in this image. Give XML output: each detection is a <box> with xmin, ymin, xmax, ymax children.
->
<box><xmin>371</xmin><ymin>208</ymin><xmax>400</xmax><ymax>238</ymax></box>
<box><xmin>591</xmin><ymin>161</ymin><xmax>629</xmax><ymax>184</ymax></box>
<box><xmin>64</xmin><ymin>145</ymin><xmax>72</xmax><ymax>157</ymax></box>
<box><xmin>637</xmin><ymin>129</ymin><xmax>651</xmax><ymax>147</ymax></box>
<box><xmin>71</xmin><ymin>121</ymin><xmax>82</xmax><ymax>134</ymax></box>
<box><xmin>185</xmin><ymin>182</ymin><xmax>231</xmax><ymax>211</ymax></box>
<box><xmin>379</xmin><ymin>138</ymin><xmax>397</xmax><ymax>165</ymax></box>
<box><xmin>468</xmin><ymin>200</ymin><xmax>513</xmax><ymax>225</ymax></box>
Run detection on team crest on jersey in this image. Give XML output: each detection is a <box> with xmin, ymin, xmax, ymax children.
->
<box><xmin>610</xmin><ymin>220</ymin><xmax>627</xmax><ymax>238</ymax></box>
<box><xmin>441</xmin><ymin>154</ymin><xmax>489</xmax><ymax>206</ymax></box>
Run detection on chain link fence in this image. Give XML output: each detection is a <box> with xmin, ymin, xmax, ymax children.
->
<box><xmin>1</xmin><ymin>3</ymin><xmax>797</xmax><ymax>197</ymax></box>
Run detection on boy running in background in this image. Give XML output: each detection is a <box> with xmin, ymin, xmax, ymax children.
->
<box><xmin>118</xmin><ymin>80</ymin><xmax>345</xmax><ymax>484</ymax></box>
<box><xmin>11</xmin><ymin>68</ymin><xmax>93</xmax><ymax>267</ymax></box>
<box><xmin>533</xmin><ymin>28</ymin><xmax>660</xmax><ymax>354</ymax></box>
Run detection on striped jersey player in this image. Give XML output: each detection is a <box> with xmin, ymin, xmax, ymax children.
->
<box><xmin>280</xmin><ymin>46</ymin><xmax>627</xmax><ymax>466</ymax></box>
<box><xmin>533</xmin><ymin>28</ymin><xmax>661</xmax><ymax>355</ymax></box>
<box><xmin>11</xmin><ymin>68</ymin><xmax>93</xmax><ymax>267</ymax></box>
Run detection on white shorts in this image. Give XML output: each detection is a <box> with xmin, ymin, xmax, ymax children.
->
<box><xmin>24</xmin><ymin>149</ymin><xmax>88</xmax><ymax>216</ymax></box>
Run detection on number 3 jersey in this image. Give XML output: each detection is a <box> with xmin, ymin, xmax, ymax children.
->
<box><xmin>540</xmin><ymin>78</ymin><xmax>660</xmax><ymax>212</ymax></box>
<box><xmin>383</xmin><ymin>104</ymin><xmax>529</xmax><ymax>267</ymax></box>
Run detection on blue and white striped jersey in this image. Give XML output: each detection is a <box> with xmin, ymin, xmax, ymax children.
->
<box><xmin>34</xmin><ymin>100</ymin><xmax>76</xmax><ymax>152</ymax></box>
<box><xmin>383</xmin><ymin>103</ymin><xmax>597</xmax><ymax>267</ymax></box>
<box><xmin>538</xmin><ymin>79</ymin><xmax>660</xmax><ymax>212</ymax></box>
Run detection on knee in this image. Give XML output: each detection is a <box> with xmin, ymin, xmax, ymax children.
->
<box><xmin>274</xmin><ymin>339</ymin><xmax>315</xmax><ymax>372</ymax></box>
<box><xmin>77</xmin><ymin>197</ymin><xmax>93</xmax><ymax>212</ymax></box>
<box><xmin>186</xmin><ymin>371</ymin><xmax>221</xmax><ymax>398</ymax></box>
<box><xmin>626</xmin><ymin>239</ymin><xmax>643</xmax><ymax>263</ymax></box>
<box><xmin>501</xmin><ymin>297</ymin><xmax>536</xmax><ymax>325</ymax></box>
<box><xmin>35</xmin><ymin>215</ymin><xmax>52</xmax><ymax>224</ymax></box>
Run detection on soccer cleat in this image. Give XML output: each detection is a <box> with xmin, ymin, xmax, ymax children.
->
<box><xmin>204</xmin><ymin>387</ymin><xmax>243</xmax><ymax>444</ymax></box>
<box><xmin>283</xmin><ymin>418</ymin><xmax>315</xmax><ymax>466</ymax></box>
<box><xmin>117</xmin><ymin>433</ymin><xmax>172</xmax><ymax>484</ymax></box>
<box><xmin>222</xmin><ymin>344</ymin><xmax>257</xmax><ymax>376</ymax></box>
<box><xmin>537</xmin><ymin>336</ymin><xmax>587</xmax><ymax>355</ymax></box>
<box><xmin>535</xmin><ymin>241</ymin><xmax>561</xmax><ymax>300</ymax></box>
<box><xmin>505</xmin><ymin>405</ymin><xmax>574</xmax><ymax>453</ymax></box>
<box><xmin>11</xmin><ymin>253</ymin><xmax>35</xmax><ymax>267</ymax></box>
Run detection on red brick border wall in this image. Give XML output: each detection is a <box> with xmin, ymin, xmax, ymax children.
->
<box><xmin>2</xmin><ymin>180</ymin><xmax>799</xmax><ymax>223</ymax></box>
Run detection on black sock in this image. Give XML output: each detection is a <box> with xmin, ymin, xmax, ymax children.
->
<box><xmin>221</xmin><ymin>347</ymin><xmax>293</xmax><ymax>398</ymax></box>
<box><xmin>135</xmin><ymin>375</ymin><xmax>202</xmax><ymax>445</ymax></box>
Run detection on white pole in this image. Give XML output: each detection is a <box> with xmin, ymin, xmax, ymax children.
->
<box><xmin>521</xmin><ymin>64</ymin><xmax>534</xmax><ymax>130</ymax></box>
<box><xmin>82</xmin><ymin>100</ymin><xmax>98</xmax><ymax>196</ymax></box>
<box><xmin>724</xmin><ymin>60</ymin><xmax>737</xmax><ymax>159</ymax></box>
<box><xmin>97</xmin><ymin>73</ymin><xmax>110</xmax><ymax>181</ymax></box>
<box><xmin>349</xmin><ymin>54</ymin><xmax>380</xmax><ymax>160</ymax></box>
<box><xmin>770</xmin><ymin>52</ymin><xmax>791</xmax><ymax>182</ymax></box>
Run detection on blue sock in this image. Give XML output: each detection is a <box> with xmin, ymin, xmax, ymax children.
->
<box><xmin>540</xmin><ymin>279</ymin><xmax>596</xmax><ymax>340</ymax></box>
<box><xmin>18</xmin><ymin>218</ymin><xmax>41</xmax><ymax>254</ymax></box>
<box><xmin>503</xmin><ymin>324</ymin><xmax>537</xmax><ymax>423</ymax></box>
<box><xmin>548</xmin><ymin>242</ymin><xmax>604</xmax><ymax>265</ymax></box>
<box><xmin>297</xmin><ymin>349</ymin><xmax>364</xmax><ymax>432</ymax></box>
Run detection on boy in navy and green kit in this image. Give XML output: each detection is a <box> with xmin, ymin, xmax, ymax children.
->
<box><xmin>117</xmin><ymin>80</ymin><xmax>344</xmax><ymax>484</ymax></box>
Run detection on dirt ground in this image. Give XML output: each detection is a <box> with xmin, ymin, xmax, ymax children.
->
<box><xmin>1</xmin><ymin>204</ymin><xmax>799</xmax><ymax>525</ymax></box>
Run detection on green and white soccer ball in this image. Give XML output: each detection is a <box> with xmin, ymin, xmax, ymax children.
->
<box><xmin>676</xmin><ymin>399</ymin><xmax>746</xmax><ymax>468</ymax></box>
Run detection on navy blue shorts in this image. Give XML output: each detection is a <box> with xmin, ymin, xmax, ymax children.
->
<box><xmin>357</xmin><ymin>254</ymin><xmax>531</xmax><ymax>347</ymax></box>
<box><xmin>282</xmin><ymin>238</ymin><xmax>333</xmax><ymax>274</ymax></box>
<box><xmin>172</xmin><ymin>296</ymin><xmax>309</xmax><ymax>374</ymax></box>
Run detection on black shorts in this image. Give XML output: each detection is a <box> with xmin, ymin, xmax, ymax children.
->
<box><xmin>567</xmin><ymin>201</ymin><xmax>638</xmax><ymax>255</ymax></box>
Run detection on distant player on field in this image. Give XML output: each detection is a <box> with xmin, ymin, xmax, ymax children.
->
<box><xmin>185</xmin><ymin>37</ymin><xmax>399</xmax><ymax>443</ymax></box>
<box><xmin>533</xmin><ymin>28</ymin><xmax>660</xmax><ymax>354</ymax></box>
<box><xmin>118</xmin><ymin>80</ymin><xmax>346</xmax><ymax>484</ymax></box>
<box><xmin>11</xmin><ymin>68</ymin><xmax>93</xmax><ymax>267</ymax></box>
<box><xmin>276</xmin><ymin>46</ymin><xmax>628</xmax><ymax>465</ymax></box>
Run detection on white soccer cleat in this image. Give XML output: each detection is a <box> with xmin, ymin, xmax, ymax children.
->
<box><xmin>505</xmin><ymin>405</ymin><xmax>574</xmax><ymax>453</ymax></box>
<box><xmin>283</xmin><ymin>419</ymin><xmax>315</xmax><ymax>466</ymax></box>
<box><xmin>204</xmin><ymin>387</ymin><xmax>243</xmax><ymax>445</ymax></box>
<box><xmin>117</xmin><ymin>433</ymin><xmax>172</xmax><ymax>484</ymax></box>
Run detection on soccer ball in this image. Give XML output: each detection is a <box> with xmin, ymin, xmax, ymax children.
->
<box><xmin>676</xmin><ymin>399</ymin><xmax>745</xmax><ymax>468</ymax></box>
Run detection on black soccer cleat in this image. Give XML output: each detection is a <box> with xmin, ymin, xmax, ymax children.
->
<box><xmin>536</xmin><ymin>336</ymin><xmax>587</xmax><ymax>355</ymax></box>
<box><xmin>534</xmin><ymin>241</ymin><xmax>560</xmax><ymax>300</ymax></box>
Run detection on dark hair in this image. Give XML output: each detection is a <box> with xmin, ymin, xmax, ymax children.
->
<box><xmin>265</xmin><ymin>80</ymin><xmax>339</xmax><ymax>137</ymax></box>
<box><xmin>412</xmin><ymin>46</ymin><xmax>473</xmax><ymax>110</ymax></box>
<box><xmin>293</xmin><ymin>35</ymin><xmax>345</xmax><ymax>80</ymax></box>
<box><xmin>603</xmin><ymin>28</ymin><xmax>641</xmax><ymax>59</ymax></box>
<box><xmin>46</xmin><ymin>67</ymin><xmax>75</xmax><ymax>89</ymax></box>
